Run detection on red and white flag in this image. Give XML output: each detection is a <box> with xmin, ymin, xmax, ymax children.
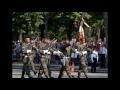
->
<box><xmin>77</xmin><ymin>18</ymin><xmax>90</xmax><ymax>45</ymax></box>
<box><xmin>77</xmin><ymin>25</ymin><xmax>86</xmax><ymax>44</ymax></box>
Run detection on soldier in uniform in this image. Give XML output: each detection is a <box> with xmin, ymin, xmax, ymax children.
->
<box><xmin>58</xmin><ymin>38</ymin><xmax>72</xmax><ymax>78</ymax></box>
<box><xmin>45</xmin><ymin>38</ymin><xmax>56</xmax><ymax>78</ymax></box>
<box><xmin>30</xmin><ymin>40</ymin><xmax>37</xmax><ymax>74</ymax></box>
<box><xmin>38</xmin><ymin>36</ymin><xmax>56</xmax><ymax>78</ymax></box>
<box><xmin>21</xmin><ymin>37</ymin><xmax>37</xmax><ymax>78</ymax></box>
<box><xmin>77</xmin><ymin>40</ymin><xmax>88</xmax><ymax>78</ymax></box>
<box><xmin>47</xmin><ymin>41</ymin><xmax>56</xmax><ymax>78</ymax></box>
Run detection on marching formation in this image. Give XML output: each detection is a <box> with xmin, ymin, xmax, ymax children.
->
<box><xmin>12</xmin><ymin>13</ymin><xmax>108</xmax><ymax>78</ymax></box>
<box><xmin>12</xmin><ymin>36</ymin><xmax>107</xmax><ymax>78</ymax></box>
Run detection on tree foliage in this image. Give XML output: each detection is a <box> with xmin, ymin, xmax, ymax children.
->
<box><xmin>12</xmin><ymin>12</ymin><xmax>44</xmax><ymax>34</ymax></box>
<box><xmin>12</xmin><ymin>12</ymin><xmax>104</xmax><ymax>42</ymax></box>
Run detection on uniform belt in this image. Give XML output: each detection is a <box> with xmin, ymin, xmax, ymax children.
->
<box><xmin>43</xmin><ymin>53</ymin><xmax>50</xmax><ymax>55</ymax></box>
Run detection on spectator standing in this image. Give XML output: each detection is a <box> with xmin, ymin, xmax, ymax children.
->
<box><xmin>15</xmin><ymin>41</ymin><xmax>22</xmax><ymax>61</ymax></box>
<box><xmin>90</xmin><ymin>46</ymin><xmax>98</xmax><ymax>73</ymax></box>
<box><xmin>99</xmin><ymin>43</ymin><xmax>107</xmax><ymax>69</ymax></box>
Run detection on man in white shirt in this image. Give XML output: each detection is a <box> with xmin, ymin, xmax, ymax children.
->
<box><xmin>99</xmin><ymin>44</ymin><xmax>107</xmax><ymax>69</ymax></box>
<box><xmin>91</xmin><ymin>47</ymin><xmax>98</xmax><ymax>73</ymax></box>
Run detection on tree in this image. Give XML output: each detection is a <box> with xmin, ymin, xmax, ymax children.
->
<box><xmin>39</xmin><ymin>24</ymin><xmax>45</xmax><ymax>39</ymax></box>
<box><xmin>12</xmin><ymin>12</ymin><xmax>104</xmax><ymax>43</ymax></box>
<box><xmin>12</xmin><ymin>12</ymin><xmax>44</xmax><ymax>41</ymax></box>
<box><xmin>88</xmin><ymin>12</ymin><xmax>104</xmax><ymax>42</ymax></box>
<box><xmin>104</xmin><ymin>12</ymin><xmax>108</xmax><ymax>67</ymax></box>
<box><xmin>47</xmin><ymin>12</ymin><xmax>92</xmax><ymax>40</ymax></box>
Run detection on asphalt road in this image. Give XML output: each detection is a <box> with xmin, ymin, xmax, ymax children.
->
<box><xmin>12</xmin><ymin>63</ymin><xmax>108</xmax><ymax>78</ymax></box>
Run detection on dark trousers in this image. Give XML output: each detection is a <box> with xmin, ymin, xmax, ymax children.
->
<box><xmin>21</xmin><ymin>64</ymin><xmax>32</xmax><ymax>78</ymax></box>
<box><xmin>100</xmin><ymin>54</ymin><xmax>105</xmax><ymax>68</ymax></box>
<box><xmin>91</xmin><ymin>58</ymin><xmax>97</xmax><ymax>73</ymax></box>
<box><xmin>70</xmin><ymin>58</ymin><xmax>78</xmax><ymax>66</ymax></box>
<box><xmin>34</xmin><ymin>52</ymin><xmax>40</xmax><ymax>63</ymax></box>
<box><xmin>98</xmin><ymin>54</ymin><xmax>101</xmax><ymax>64</ymax></box>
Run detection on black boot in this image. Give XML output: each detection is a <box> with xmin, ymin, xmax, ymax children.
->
<box><xmin>50</xmin><ymin>76</ymin><xmax>54</xmax><ymax>78</ymax></box>
<box><xmin>26</xmin><ymin>72</ymin><xmax>33</xmax><ymax>78</ymax></box>
<box><xmin>38</xmin><ymin>73</ymin><xmax>43</xmax><ymax>78</ymax></box>
<box><xmin>58</xmin><ymin>75</ymin><xmax>61</xmax><ymax>78</ymax></box>
<box><xmin>71</xmin><ymin>75</ymin><xmax>74</xmax><ymax>78</ymax></box>
<box><xmin>29</xmin><ymin>76</ymin><xmax>33</xmax><ymax>78</ymax></box>
<box><xmin>28</xmin><ymin>74</ymin><xmax>33</xmax><ymax>78</ymax></box>
<box><xmin>49</xmin><ymin>71</ymin><xmax>54</xmax><ymax>78</ymax></box>
<box><xmin>34</xmin><ymin>71</ymin><xmax>37</xmax><ymax>75</ymax></box>
<box><xmin>38</xmin><ymin>73</ymin><xmax>40</xmax><ymax>78</ymax></box>
<box><xmin>84</xmin><ymin>74</ymin><xmax>88</xmax><ymax>78</ymax></box>
<box><xmin>58</xmin><ymin>73</ymin><xmax>63</xmax><ymax>78</ymax></box>
<box><xmin>78</xmin><ymin>73</ymin><xmax>80</xmax><ymax>78</ymax></box>
<box><xmin>58</xmin><ymin>73</ymin><xmax>62</xmax><ymax>78</ymax></box>
<box><xmin>21</xmin><ymin>71</ymin><xmax>25</xmax><ymax>78</ymax></box>
<box><xmin>21</xmin><ymin>76</ymin><xmax>25</xmax><ymax>78</ymax></box>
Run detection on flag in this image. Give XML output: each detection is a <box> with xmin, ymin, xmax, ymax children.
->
<box><xmin>77</xmin><ymin>18</ymin><xmax>90</xmax><ymax>45</ymax></box>
<box><xmin>77</xmin><ymin>25</ymin><xmax>86</xmax><ymax>44</ymax></box>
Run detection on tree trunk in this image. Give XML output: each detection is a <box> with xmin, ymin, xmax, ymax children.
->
<box><xmin>104</xmin><ymin>12</ymin><xmax>108</xmax><ymax>68</ymax></box>
<box><xmin>67</xmin><ymin>28</ymin><xmax>72</xmax><ymax>40</ymax></box>
<box><xmin>45</xmin><ymin>13</ymin><xmax>48</xmax><ymax>35</ymax></box>
<box><xmin>66</xmin><ymin>23</ymin><xmax>73</xmax><ymax>40</ymax></box>
<box><xmin>97</xmin><ymin>27</ymin><xmax>100</xmax><ymax>41</ymax></box>
<box><xmin>40</xmin><ymin>24</ymin><xmax>45</xmax><ymax>39</ymax></box>
<box><xmin>19</xmin><ymin>32</ymin><xmax>22</xmax><ymax>42</ymax></box>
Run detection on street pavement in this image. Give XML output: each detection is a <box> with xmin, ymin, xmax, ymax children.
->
<box><xmin>12</xmin><ymin>63</ymin><xmax>108</xmax><ymax>78</ymax></box>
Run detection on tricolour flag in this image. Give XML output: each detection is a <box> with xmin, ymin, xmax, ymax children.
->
<box><xmin>77</xmin><ymin>25</ymin><xmax>86</xmax><ymax>44</ymax></box>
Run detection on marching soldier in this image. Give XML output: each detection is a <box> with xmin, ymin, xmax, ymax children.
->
<box><xmin>30</xmin><ymin>40</ymin><xmax>37</xmax><ymax>74</ymax></box>
<box><xmin>58</xmin><ymin>38</ymin><xmax>72</xmax><ymax>78</ymax></box>
<box><xmin>46</xmin><ymin>38</ymin><xmax>56</xmax><ymax>78</ymax></box>
<box><xmin>38</xmin><ymin>36</ymin><xmax>56</xmax><ymax>78</ymax></box>
<box><xmin>77</xmin><ymin>40</ymin><xmax>88</xmax><ymax>78</ymax></box>
<box><xmin>47</xmin><ymin>42</ymin><xmax>56</xmax><ymax>78</ymax></box>
<box><xmin>21</xmin><ymin>37</ymin><xmax>37</xmax><ymax>78</ymax></box>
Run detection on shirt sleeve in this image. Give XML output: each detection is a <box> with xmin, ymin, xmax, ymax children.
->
<box><xmin>106</xmin><ymin>48</ymin><xmax>107</xmax><ymax>55</ymax></box>
<box><xmin>96</xmin><ymin>52</ymin><xmax>98</xmax><ymax>63</ymax></box>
